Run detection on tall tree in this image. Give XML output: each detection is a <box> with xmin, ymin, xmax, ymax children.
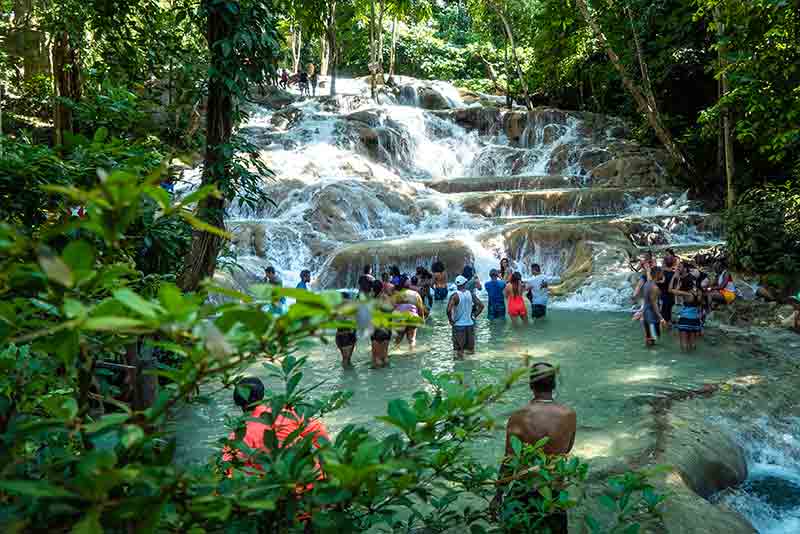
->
<box><xmin>180</xmin><ymin>0</ymin><xmax>280</xmax><ymax>291</ymax></box>
<box><xmin>576</xmin><ymin>0</ymin><xmax>692</xmax><ymax>174</ymax></box>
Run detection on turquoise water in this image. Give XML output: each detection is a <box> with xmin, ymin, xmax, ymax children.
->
<box><xmin>175</xmin><ymin>305</ymin><xmax>762</xmax><ymax>468</ymax></box>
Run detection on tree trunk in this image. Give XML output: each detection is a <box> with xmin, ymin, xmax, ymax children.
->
<box><xmin>51</xmin><ymin>30</ymin><xmax>81</xmax><ymax>146</ymax></box>
<box><xmin>377</xmin><ymin>0</ymin><xmax>386</xmax><ymax>78</ymax></box>
<box><xmin>388</xmin><ymin>16</ymin><xmax>398</xmax><ymax>77</ymax></box>
<box><xmin>576</xmin><ymin>0</ymin><xmax>692</xmax><ymax>174</ymax></box>
<box><xmin>291</xmin><ymin>26</ymin><xmax>302</xmax><ymax>73</ymax></box>
<box><xmin>369</xmin><ymin>0</ymin><xmax>376</xmax><ymax>98</ymax></box>
<box><xmin>489</xmin><ymin>3</ymin><xmax>531</xmax><ymax>110</ymax></box>
<box><xmin>179</xmin><ymin>0</ymin><xmax>234</xmax><ymax>292</ymax></box>
<box><xmin>327</xmin><ymin>0</ymin><xmax>338</xmax><ymax>96</ymax></box>
<box><xmin>715</xmin><ymin>7</ymin><xmax>735</xmax><ymax>209</ymax></box>
<box><xmin>320</xmin><ymin>35</ymin><xmax>329</xmax><ymax>76</ymax></box>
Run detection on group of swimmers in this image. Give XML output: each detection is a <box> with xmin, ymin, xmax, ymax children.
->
<box><xmin>630</xmin><ymin>249</ymin><xmax>742</xmax><ymax>350</ymax></box>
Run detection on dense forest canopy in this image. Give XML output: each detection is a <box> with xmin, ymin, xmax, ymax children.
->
<box><xmin>0</xmin><ymin>0</ymin><xmax>798</xmax><ymax>532</ymax></box>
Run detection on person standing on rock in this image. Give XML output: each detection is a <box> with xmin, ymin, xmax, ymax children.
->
<box><xmin>642</xmin><ymin>267</ymin><xmax>668</xmax><ymax>346</ymax></box>
<box><xmin>492</xmin><ymin>363</ymin><xmax>576</xmax><ymax>534</ymax></box>
<box><xmin>448</xmin><ymin>275</ymin><xmax>484</xmax><ymax>359</ymax></box>
<box><xmin>485</xmin><ymin>269</ymin><xmax>507</xmax><ymax>320</ymax></box>
<box><xmin>432</xmin><ymin>260</ymin><xmax>449</xmax><ymax>302</ymax></box>
<box><xmin>505</xmin><ymin>272</ymin><xmax>529</xmax><ymax>325</ymax></box>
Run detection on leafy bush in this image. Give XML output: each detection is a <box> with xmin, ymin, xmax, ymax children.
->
<box><xmin>0</xmin><ymin>167</ymin><xmax>666</xmax><ymax>532</ymax></box>
<box><xmin>70</xmin><ymin>82</ymin><xmax>148</xmax><ymax>138</ymax></box>
<box><xmin>7</xmin><ymin>74</ymin><xmax>54</xmax><ymax>119</ymax></box>
<box><xmin>725</xmin><ymin>182</ymin><xmax>800</xmax><ymax>273</ymax></box>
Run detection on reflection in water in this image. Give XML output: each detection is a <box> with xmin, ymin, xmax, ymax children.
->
<box><xmin>176</xmin><ymin>308</ymin><xmax>759</xmax><ymax>471</ymax></box>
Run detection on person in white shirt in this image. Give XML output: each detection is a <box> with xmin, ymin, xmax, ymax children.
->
<box><xmin>447</xmin><ymin>275</ymin><xmax>484</xmax><ymax>359</ymax></box>
<box><xmin>525</xmin><ymin>263</ymin><xmax>560</xmax><ymax>319</ymax></box>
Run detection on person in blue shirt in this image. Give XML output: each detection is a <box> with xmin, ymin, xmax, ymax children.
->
<box><xmin>296</xmin><ymin>269</ymin><xmax>311</xmax><ymax>290</ymax></box>
<box><xmin>485</xmin><ymin>269</ymin><xmax>507</xmax><ymax>320</ymax></box>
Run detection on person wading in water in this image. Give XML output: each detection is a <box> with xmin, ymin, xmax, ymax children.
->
<box><xmin>642</xmin><ymin>267</ymin><xmax>668</xmax><ymax>346</ymax></box>
<box><xmin>432</xmin><ymin>260</ymin><xmax>448</xmax><ymax>301</ymax></box>
<box><xmin>370</xmin><ymin>279</ymin><xmax>393</xmax><ymax>368</ymax></box>
<box><xmin>447</xmin><ymin>275</ymin><xmax>484</xmax><ymax>359</ymax></box>
<box><xmin>392</xmin><ymin>275</ymin><xmax>426</xmax><ymax>349</ymax></box>
<box><xmin>485</xmin><ymin>269</ymin><xmax>507</xmax><ymax>320</ymax></box>
<box><xmin>505</xmin><ymin>272</ymin><xmax>528</xmax><ymax>325</ymax></box>
<box><xmin>493</xmin><ymin>363</ymin><xmax>576</xmax><ymax>533</ymax></box>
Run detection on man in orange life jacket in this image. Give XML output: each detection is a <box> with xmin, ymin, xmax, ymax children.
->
<box><xmin>222</xmin><ymin>376</ymin><xmax>330</xmax><ymax>481</ymax></box>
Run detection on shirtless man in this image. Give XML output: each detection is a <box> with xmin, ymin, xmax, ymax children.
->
<box><xmin>494</xmin><ymin>363</ymin><xmax>576</xmax><ymax>533</ymax></box>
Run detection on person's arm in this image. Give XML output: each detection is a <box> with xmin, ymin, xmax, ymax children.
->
<box><xmin>415</xmin><ymin>293</ymin><xmax>427</xmax><ymax>320</ymax></box>
<box><xmin>447</xmin><ymin>293</ymin><xmax>459</xmax><ymax>325</ymax></box>
<box><xmin>566</xmin><ymin>410</ymin><xmax>577</xmax><ymax>453</ymax></box>
<box><xmin>472</xmin><ymin>294</ymin><xmax>485</xmax><ymax>318</ymax></box>
<box><xmin>632</xmin><ymin>277</ymin><xmax>645</xmax><ymax>299</ymax></box>
<box><xmin>650</xmin><ymin>287</ymin><xmax>665</xmax><ymax>323</ymax></box>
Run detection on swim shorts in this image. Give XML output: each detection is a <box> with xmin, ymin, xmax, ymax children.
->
<box><xmin>720</xmin><ymin>289</ymin><xmax>736</xmax><ymax>304</ymax></box>
<box><xmin>531</xmin><ymin>304</ymin><xmax>547</xmax><ymax>318</ymax></box>
<box><xmin>452</xmin><ymin>325</ymin><xmax>475</xmax><ymax>352</ymax></box>
<box><xmin>508</xmin><ymin>296</ymin><xmax>526</xmax><ymax>317</ymax></box>
<box><xmin>487</xmin><ymin>304</ymin><xmax>506</xmax><ymax>320</ymax></box>
<box><xmin>371</xmin><ymin>328</ymin><xmax>392</xmax><ymax>343</ymax></box>
<box><xmin>335</xmin><ymin>330</ymin><xmax>357</xmax><ymax>349</ymax></box>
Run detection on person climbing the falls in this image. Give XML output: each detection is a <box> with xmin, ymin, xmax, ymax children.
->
<box><xmin>641</xmin><ymin>267</ymin><xmax>668</xmax><ymax>347</ymax></box>
<box><xmin>447</xmin><ymin>275</ymin><xmax>484</xmax><ymax>359</ymax></box>
<box><xmin>308</xmin><ymin>63</ymin><xmax>318</xmax><ymax>97</ymax></box>
<box><xmin>492</xmin><ymin>363</ymin><xmax>576</xmax><ymax>534</ymax></box>
<box><xmin>485</xmin><ymin>269</ymin><xmax>507</xmax><ymax>320</ymax></box>
<box><xmin>658</xmin><ymin>255</ymin><xmax>677</xmax><ymax>328</ymax></box>
<box><xmin>389</xmin><ymin>265</ymin><xmax>402</xmax><ymax>287</ymax></box>
<box><xmin>462</xmin><ymin>264</ymin><xmax>483</xmax><ymax>294</ymax></box>
<box><xmin>298</xmin><ymin>70</ymin><xmax>309</xmax><ymax>97</ymax></box>
<box><xmin>370</xmin><ymin>279</ymin><xmax>393</xmax><ymax>368</ymax></box>
<box><xmin>222</xmin><ymin>376</ymin><xmax>330</xmax><ymax>479</ymax></box>
<box><xmin>710</xmin><ymin>261</ymin><xmax>737</xmax><ymax>306</ymax></box>
<box><xmin>505</xmin><ymin>272</ymin><xmax>529</xmax><ymax>325</ymax></box>
<box><xmin>392</xmin><ymin>275</ymin><xmax>427</xmax><ymax>349</ymax></box>
<box><xmin>525</xmin><ymin>263</ymin><xmax>559</xmax><ymax>320</ymax></box>
<box><xmin>296</xmin><ymin>269</ymin><xmax>312</xmax><ymax>290</ymax></box>
<box><xmin>432</xmin><ymin>260</ymin><xmax>448</xmax><ymax>301</ymax></box>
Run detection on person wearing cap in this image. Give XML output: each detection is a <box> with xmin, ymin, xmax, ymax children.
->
<box><xmin>447</xmin><ymin>274</ymin><xmax>484</xmax><ymax>359</ymax></box>
<box><xmin>493</xmin><ymin>363</ymin><xmax>576</xmax><ymax>533</ymax></box>
<box><xmin>485</xmin><ymin>269</ymin><xmax>507</xmax><ymax>320</ymax></box>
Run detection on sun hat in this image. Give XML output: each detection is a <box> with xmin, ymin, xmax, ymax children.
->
<box><xmin>455</xmin><ymin>275</ymin><xmax>468</xmax><ymax>286</ymax></box>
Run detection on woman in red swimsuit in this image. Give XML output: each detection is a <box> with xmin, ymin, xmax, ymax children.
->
<box><xmin>505</xmin><ymin>272</ymin><xmax>528</xmax><ymax>325</ymax></box>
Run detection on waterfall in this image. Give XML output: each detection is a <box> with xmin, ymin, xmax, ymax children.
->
<box><xmin>188</xmin><ymin>76</ymin><xmax>721</xmax><ymax>303</ymax></box>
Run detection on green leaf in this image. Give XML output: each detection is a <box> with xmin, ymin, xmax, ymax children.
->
<box><xmin>38</xmin><ymin>248</ymin><xmax>74</xmax><ymax>288</ymax></box>
<box><xmin>93</xmin><ymin>127</ymin><xmax>109</xmax><ymax>144</ymax></box>
<box><xmin>598</xmin><ymin>494</ymin><xmax>617</xmax><ymax>512</ymax></box>
<box><xmin>239</xmin><ymin>499</ymin><xmax>276</xmax><ymax>510</ymax></box>
<box><xmin>179</xmin><ymin>213</ymin><xmax>231</xmax><ymax>239</ymax></box>
<box><xmin>71</xmin><ymin>506</ymin><xmax>102</xmax><ymax>534</ymax></box>
<box><xmin>83</xmin><ymin>317</ymin><xmax>149</xmax><ymax>332</ymax></box>
<box><xmin>62</xmin><ymin>241</ymin><xmax>95</xmax><ymax>272</ymax></box>
<box><xmin>113</xmin><ymin>289</ymin><xmax>163</xmax><ymax>319</ymax></box>
<box><xmin>386</xmin><ymin>399</ymin><xmax>417</xmax><ymax>433</ymax></box>
<box><xmin>0</xmin><ymin>480</ymin><xmax>79</xmax><ymax>499</ymax></box>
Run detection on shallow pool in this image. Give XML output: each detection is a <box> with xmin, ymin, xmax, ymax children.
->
<box><xmin>175</xmin><ymin>305</ymin><xmax>764</xmax><ymax>468</ymax></box>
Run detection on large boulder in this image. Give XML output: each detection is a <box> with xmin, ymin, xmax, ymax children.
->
<box><xmin>590</xmin><ymin>155</ymin><xmax>669</xmax><ymax>188</ymax></box>
<box><xmin>270</xmin><ymin>106</ymin><xmax>303</xmax><ymax>130</ymax></box>
<box><xmin>251</xmin><ymin>86</ymin><xmax>297</xmax><ymax>109</ymax></box>
<box><xmin>427</xmin><ymin>175</ymin><xmax>578</xmax><ymax>194</ymax></box>
<box><xmin>417</xmin><ymin>86</ymin><xmax>451</xmax><ymax>110</ymax></box>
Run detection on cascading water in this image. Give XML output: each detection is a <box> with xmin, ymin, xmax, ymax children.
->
<box><xmin>715</xmin><ymin>418</ymin><xmax>800</xmax><ymax>533</ymax></box>
<box><xmin>185</xmin><ymin>76</ymin><xmax>721</xmax><ymax>303</ymax></box>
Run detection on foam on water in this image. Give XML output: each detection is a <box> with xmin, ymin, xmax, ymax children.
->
<box><xmin>716</xmin><ymin>417</ymin><xmax>800</xmax><ymax>534</ymax></box>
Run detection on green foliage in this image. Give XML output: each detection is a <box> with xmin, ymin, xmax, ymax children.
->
<box><xmin>587</xmin><ymin>467</ymin><xmax>668</xmax><ymax>534</ymax></box>
<box><xmin>5</xmin><ymin>74</ymin><xmax>54</xmax><ymax>120</ymax></box>
<box><xmin>69</xmin><ymin>82</ymin><xmax>147</xmax><ymax>139</ymax></box>
<box><xmin>725</xmin><ymin>181</ymin><xmax>800</xmax><ymax>274</ymax></box>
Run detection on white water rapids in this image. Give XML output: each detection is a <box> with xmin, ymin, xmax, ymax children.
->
<box><xmin>181</xmin><ymin>77</ymin><xmax>721</xmax><ymax>309</ymax></box>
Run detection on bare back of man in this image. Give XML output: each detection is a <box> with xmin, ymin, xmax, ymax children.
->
<box><xmin>506</xmin><ymin>402</ymin><xmax>576</xmax><ymax>456</ymax></box>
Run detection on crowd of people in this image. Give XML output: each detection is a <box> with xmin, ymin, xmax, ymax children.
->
<box><xmin>278</xmin><ymin>63</ymin><xmax>319</xmax><ymax>97</ymax></box>
<box><xmin>627</xmin><ymin>248</ymin><xmax>772</xmax><ymax>350</ymax></box>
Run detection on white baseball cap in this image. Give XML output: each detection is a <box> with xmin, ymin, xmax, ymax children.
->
<box><xmin>455</xmin><ymin>275</ymin><xmax>468</xmax><ymax>286</ymax></box>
